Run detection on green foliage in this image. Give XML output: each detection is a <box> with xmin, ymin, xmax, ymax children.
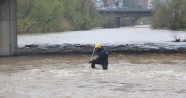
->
<box><xmin>17</xmin><ymin>0</ymin><xmax>65</xmax><ymax>33</ymax></box>
<box><xmin>152</xmin><ymin>0</ymin><xmax>186</xmax><ymax>30</ymax></box>
<box><xmin>63</xmin><ymin>0</ymin><xmax>101</xmax><ymax>30</ymax></box>
<box><xmin>151</xmin><ymin>2</ymin><xmax>169</xmax><ymax>29</ymax></box>
<box><xmin>17</xmin><ymin>0</ymin><xmax>101</xmax><ymax>34</ymax></box>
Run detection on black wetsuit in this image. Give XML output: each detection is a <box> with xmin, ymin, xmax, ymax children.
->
<box><xmin>90</xmin><ymin>47</ymin><xmax>108</xmax><ymax>70</ymax></box>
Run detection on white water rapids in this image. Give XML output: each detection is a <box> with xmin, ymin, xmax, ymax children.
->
<box><xmin>0</xmin><ymin>54</ymin><xmax>186</xmax><ymax>98</ymax></box>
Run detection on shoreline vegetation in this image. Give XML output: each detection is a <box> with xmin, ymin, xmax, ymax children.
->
<box><xmin>17</xmin><ymin>0</ymin><xmax>186</xmax><ymax>34</ymax></box>
<box><xmin>17</xmin><ymin>0</ymin><xmax>102</xmax><ymax>34</ymax></box>
<box><xmin>151</xmin><ymin>0</ymin><xmax>186</xmax><ymax>30</ymax></box>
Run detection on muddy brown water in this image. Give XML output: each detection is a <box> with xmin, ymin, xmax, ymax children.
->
<box><xmin>0</xmin><ymin>53</ymin><xmax>186</xmax><ymax>98</ymax></box>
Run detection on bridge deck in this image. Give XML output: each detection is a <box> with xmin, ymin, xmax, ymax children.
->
<box><xmin>98</xmin><ymin>9</ymin><xmax>153</xmax><ymax>17</ymax></box>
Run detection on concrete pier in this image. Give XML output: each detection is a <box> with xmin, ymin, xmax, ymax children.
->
<box><xmin>0</xmin><ymin>0</ymin><xmax>17</xmax><ymax>56</ymax></box>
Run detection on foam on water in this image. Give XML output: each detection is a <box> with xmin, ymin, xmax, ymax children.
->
<box><xmin>127</xmin><ymin>70</ymin><xmax>186</xmax><ymax>80</ymax></box>
<box><xmin>1</xmin><ymin>54</ymin><xmax>186</xmax><ymax>98</ymax></box>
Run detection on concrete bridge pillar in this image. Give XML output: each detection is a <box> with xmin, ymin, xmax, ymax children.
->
<box><xmin>0</xmin><ymin>0</ymin><xmax>17</xmax><ymax>56</ymax></box>
<box><xmin>116</xmin><ymin>17</ymin><xmax>121</xmax><ymax>28</ymax></box>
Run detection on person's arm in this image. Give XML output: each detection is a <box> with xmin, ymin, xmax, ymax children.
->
<box><xmin>94</xmin><ymin>51</ymin><xmax>104</xmax><ymax>61</ymax></box>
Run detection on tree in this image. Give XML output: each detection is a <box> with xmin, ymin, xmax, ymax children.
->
<box><xmin>152</xmin><ymin>0</ymin><xmax>186</xmax><ymax>30</ymax></box>
<box><xmin>17</xmin><ymin>0</ymin><xmax>65</xmax><ymax>33</ymax></box>
<box><xmin>63</xmin><ymin>0</ymin><xmax>101</xmax><ymax>30</ymax></box>
<box><xmin>17</xmin><ymin>0</ymin><xmax>101</xmax><ymax>33</ymax></box>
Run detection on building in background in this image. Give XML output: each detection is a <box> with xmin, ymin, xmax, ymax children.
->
<box><xmin>114</xmin><ymin>0</ymin><xmax>123</xmax><ymax>8</ymax></box>
<box><xmin>134</xmin><ymin>0</ymin><xmax>148</xmax><ymax>9</ymax></box>
<box><xmin>92</xmin><ymin>0</ymin><xmax>154</xmax><ymax>9</ymax></box>
<box><xmin>91</xmin><ymin>0</ymin><xmax>104</xmax><ymax>8</ymax></box>
<box><xmin>147</xmin><ymin>0</ymin><xmax>154</xmax><ymax>9</ymax></box>
<box><xmin>102</xmin><ymin>0</ymin><xmax>123</xmax><ymax>8</ymax></box>
<box><xmin>135</xmin><ymin>0</ymin><xmax>154</xmax><ymax>9</ymax></box>
<box><xmin>102</xmin><ymin>0</ymin><xmax>113</xmax><ymax>7</ymax></box>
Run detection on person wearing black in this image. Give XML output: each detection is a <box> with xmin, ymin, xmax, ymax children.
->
<box><xmin>89</xmin><ymin>43</ymin><xmax>108</xmax><ymax>70</ymax></box>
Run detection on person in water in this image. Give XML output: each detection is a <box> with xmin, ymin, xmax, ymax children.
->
<box><xmin>89</xmin><ymin>43</ymin><xmax>108</xmax><ymax>70</ymax></box>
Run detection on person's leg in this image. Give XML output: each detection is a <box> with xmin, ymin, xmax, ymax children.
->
<box><xmin>102</xmin><ymin>65</ymin><xmax>107</xmax><ymax>70</ymax></box>
<box><xmin>91</xmin><ymin>60</ymin><xmax>101</xmax><ymax>69</ymax></box>
<box><xmin>91</xmin><ymin>63</ymin><xmax>95</xmax><ymax>68</ymax></box>
<box><xmin>102</xmin><ymin>62</ymin><xmax>108</xmax><ymax>70</ymax></box>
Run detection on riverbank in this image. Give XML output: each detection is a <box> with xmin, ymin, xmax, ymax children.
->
<box><xmin>17</xmin><ymin>26</ymin><xmax>186</xmax><ymax>55</ymax></box>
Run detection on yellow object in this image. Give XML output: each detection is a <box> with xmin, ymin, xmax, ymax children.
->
<box><xmin>95</xmin><ymin>43</ymin><xmax>101</xmax><ymax>49</ymax></box>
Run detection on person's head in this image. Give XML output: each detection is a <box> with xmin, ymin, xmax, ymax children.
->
<box><xmin>94</xmin><ymin>43</ymin><xmax>101</xmax><ymax>51</ymax></box>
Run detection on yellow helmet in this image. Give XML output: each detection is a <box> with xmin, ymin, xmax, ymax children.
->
<box><xmin>95</xmin><ymin>43</ymin><xmax>101</xmax><ymax>49</ymax></box>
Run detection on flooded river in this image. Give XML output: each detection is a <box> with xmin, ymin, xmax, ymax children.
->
<box><xmin>0</xmin><ymin>54</ymin><xmax>186</xmax><ymax>98</ymax></box>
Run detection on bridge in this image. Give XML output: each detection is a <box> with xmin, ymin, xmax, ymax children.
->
<box><xmin>98</xmin><ymin>8</ymin><xmax>153</xmax><ymax>28</ymax></box>
<box><xmin>98</xmin><ymin>9</ymin><xmax>153</xmax><ymax>17</ymax></box>
<box><xmin>0</xmin><ymin>0</ymin><xmax>153</xmax><ymax>56</ymax></box>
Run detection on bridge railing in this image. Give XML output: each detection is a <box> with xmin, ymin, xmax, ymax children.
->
<box><xmin>92</xmin><ymin>0</ymin><xmax>155</xmax><ymax>10</ymax></box>
<box><xmin>97</xmin><ymin>7</ymin><xmax>153</xmax><ymax>12</ymax></box>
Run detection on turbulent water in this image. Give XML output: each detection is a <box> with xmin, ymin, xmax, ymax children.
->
<box><xmin>0</xmin><ymin>54</ymin><xmax>186</xmax><ymax>98</ymax></box>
